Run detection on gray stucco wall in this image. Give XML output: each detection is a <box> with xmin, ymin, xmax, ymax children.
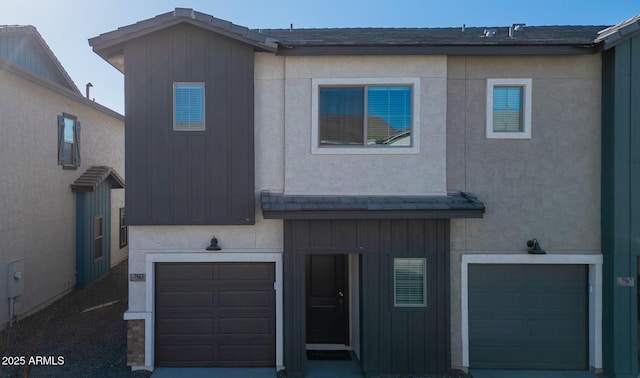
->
<box><xmin>446</xmin><ymin>54</ymin><xmax>602</xmax><ymax>367</ymax></box>
<box><xmin>0</xmin><ymin>69</ymin><xmax>125</xmax><ymax>326</ymax></box>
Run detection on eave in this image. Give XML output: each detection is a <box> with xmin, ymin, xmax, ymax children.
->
<box><xmin>261</xmin><ymin>191</ymin><xmax>485</xmax><ymax>220</ymax></box>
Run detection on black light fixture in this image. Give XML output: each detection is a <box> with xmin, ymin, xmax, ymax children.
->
<box><xmin>527</xmin><ymin>239</ymin><xmax>546</xmax><ymax>254</ymax></box>
<box><xmin>206</xmin><ymin>237</ymin><xmax>221</xmax><ymax>251</ymax></box>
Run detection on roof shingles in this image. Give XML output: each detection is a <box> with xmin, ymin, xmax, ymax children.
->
<box><xmin>70</xmin><ymin>166</ymin><xmax>124</xmax><ymax>192</ymax></box>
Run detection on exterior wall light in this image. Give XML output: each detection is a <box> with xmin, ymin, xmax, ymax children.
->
<box><xmin>527</xmin><ymin>239</ymin><xmax>546</xmax><ymax>254</ymax></box>
<box><xmin>206</xmin><ymin>237</ymin><xmax>222</xmax><ymax>251</ymax></box>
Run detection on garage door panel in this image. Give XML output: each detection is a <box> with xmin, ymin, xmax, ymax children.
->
<box><xmin>158</xmin><ymin>292</ymin><xmax>214</xmax><ymax>308</ymax></box>
<box><xmin>218</xmin><ymin>345</ymin><xmax>273</xmax><ymax>366</ymax></box>
<box><xmin>156</xmin><ymin>345</ymin><xmax>214</xmax><ymax>363</ymax></box>
<box><xmin>219</xmin><ymin>317</ymin><xmax>273</xmax><ymax>334</ymax></box>
<box><xmin>157</xmin><ymin>263</ymin><xmax>215</xmax><ymax>280</ymax></box>
<box><xmin>216</xmin><ymin>263</ymin><xmax>274</xmax><ymax>280</ymax></box>
<box><xmin>218</xmin><ymin>290</ymin><xmax>273</xmax><ymax>307</ymax></box>
<box><xmin>469</xmin><ymin>264</ymin><xmax>587</xmax><ymax>370</ymax></box>
<box><xmin>158</xmin><ymin>318</ymin><xmax>214</xmax><ymax>335</ymax></box>
<box><xmin>155</xmin><ymin>262</ymin><xmax>275</xmax><ymax>367</ymax></box>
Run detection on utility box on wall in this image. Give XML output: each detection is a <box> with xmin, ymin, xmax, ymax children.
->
<box><xmin>7</xmin><ymin>259</ymin><xmax>25</xmax><ymax>318</ymax></box>
<box><xmin>7</xmin><ymin>259</ymin><xmax>25</xmax><ymax>298</ymax></box>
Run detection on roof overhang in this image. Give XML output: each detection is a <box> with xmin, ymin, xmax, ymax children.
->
<box><xmin>89</xmin><ymin>8</ymin><xmax>278</xmax><ymax>73</ymax></box>
<box><xmin>71</xmin><ymin>166</ymin><xmax>125</xmax><ymax>192</ymax></box>
<box><xmin>261</xmin><ymin>191</ymin><xmax>485</xmax><ymax>220</ymax></box>
<box><xmin>596</xmin><ymin>15</ymin><xmax>640</xmax><ymax>50</ymax></box>
<box><xmin>274</xmin><ymin>43</ymin><xmax>600</xmax><ymax>56</ymax></box>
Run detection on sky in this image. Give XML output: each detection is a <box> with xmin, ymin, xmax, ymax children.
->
<box><xmin>2</xmin><ymin>0</ymin><xmax>639</xmax><ymax>115</ymax></box>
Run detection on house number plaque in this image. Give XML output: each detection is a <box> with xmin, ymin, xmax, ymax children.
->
<box><xmin>130</xmin><ymin>273</ymin><xmax>146</xmax><ymax>282</ymax></box>
<box><xmin>617</xmin><ymin>277</ymin><xmax>634</xmax><ymax>287</ymax></box>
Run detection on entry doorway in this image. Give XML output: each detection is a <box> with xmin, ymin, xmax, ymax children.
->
<box><xmin>306</xmin><ymin>254</ymin><xmax>349</xmax><ymax>345</ymax></box>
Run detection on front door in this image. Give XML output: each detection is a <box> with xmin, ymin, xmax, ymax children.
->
<box><xmin>306</xmin><ymin>254</ymin><xmax>348</xmax><ymax>345</ymax></box>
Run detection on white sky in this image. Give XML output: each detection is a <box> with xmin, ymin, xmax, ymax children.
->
<box><xmin>2</xmin><ymin>0</ymin><xmax>638</xmax><ymax>114</ymax></box>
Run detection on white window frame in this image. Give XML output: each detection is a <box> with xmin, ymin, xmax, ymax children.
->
<box><xmin>311</xmin><ymin>77</ymin><xmax>420</xmax><ymax>155</ymax></box>
<box><xmin>173</xmin><ymin>82</ymin><xmax>205</xmax><ymax>131</ymax></box>
<box><xmin>393</xmin><ymin>258</ymin><xmax>427</xmax><ymax>307</ymax></box>
<box><xmin>486</xmin><ymin>78</ymin><xmax>532</xmax><ymax>139</ymax></box>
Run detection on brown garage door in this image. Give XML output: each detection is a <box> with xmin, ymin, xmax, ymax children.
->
<box><xmin>155</xmin><ymin>262</ymin><xmax>275</xmax><ymax>367</ymax></box>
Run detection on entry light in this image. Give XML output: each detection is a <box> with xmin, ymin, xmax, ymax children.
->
<box><xmin>206</xmin><ymin>237</ymin><xmax>222</xmax><ymax>251</ymax></box>
<box><xmin>527</xmin><ymin>239</ymin><xmax>546</xmax><ymax>254</ymax></box>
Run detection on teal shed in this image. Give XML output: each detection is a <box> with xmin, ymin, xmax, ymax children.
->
<box><xmin>71</xmin><ymin>166</ymin><xmax>125</xmax><ymax>287</ymax></box>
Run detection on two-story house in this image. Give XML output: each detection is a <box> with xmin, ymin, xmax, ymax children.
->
<box><xmin>90</xmin><ymin>9</ymin><xmax>604</xmax><ymax>377</ymax></box>
<box><xmin>0</xmin><ymin>25</ymin><xmax>126</xmax><ymax>328</ymax></box>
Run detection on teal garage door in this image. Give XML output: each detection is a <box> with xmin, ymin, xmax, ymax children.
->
<box><xmin>468</xmin><ymin>264</ymin><xmax>588</xmax><ymax>370</ymax></box>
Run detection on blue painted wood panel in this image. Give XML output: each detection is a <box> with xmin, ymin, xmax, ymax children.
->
<box><xmin>75</xmin><ymin>180</ymin><xmax>112</xmax><ymax>287</ymax></box>
<box><xmin>0</xmin><ymin>33</ymin><xmax>72</xmax><ymax>90</ymax></box>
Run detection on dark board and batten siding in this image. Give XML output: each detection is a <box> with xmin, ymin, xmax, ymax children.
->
<box><xmin>601</xmin><ymin>34</ymin><xmax>640</xmax><ymax>377</ymax></box>
<box><xmin>124</xmin><ymin>23</ymin><xmax>255</xmax><ymax>225</ymax></box>
<box><xmin>283</xmin><ymin>219</ymin><xmax>450</xmax><ymax>377</ymax></box>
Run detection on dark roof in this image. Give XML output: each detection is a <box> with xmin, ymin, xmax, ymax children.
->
<box><xmin>595</xmin><ymin>15</ymin><xmax>640</xmax><ymax>49</ymax></box>
<box><xmin>260</xmin><ymin>25</ymin><xmax>607</xmax><ymax>55</ymax></box>
<box><xmin>261</xmin><ymin>191</ymin><xmax>485</xmax><ymax>220</ymax></box>
<box><xmin>90</xmin><ymin>8</ymin><xmax>617</xmax><ymax>67</ymax></box>
<box><xmin>0</xmin><ymin>25</ymin><xmax>80</xmax><ymax>94</ymax></box>
<box><xmin>260</xmin><ymin>25</ymin><xmax>606</xmax><ymax>46</ymax></box>
<box><xmin>89</xmin><ymin>8</ymin><xmax>278</xmax><ymax>72</ymax></box>
<box><xmin>71</xmin><ymin>166</ymin><xmax>125</xmax><ymax>192</ymax></box>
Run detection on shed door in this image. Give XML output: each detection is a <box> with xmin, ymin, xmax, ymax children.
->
<box><xmin>155</xmin><ymin>262</ymin><xmax>275</xmax><ymax>367</ymax></box>
<box><xmin>468</xmin><ymin>264</ymin><xmax>588</xmax><ymax>370</ymax></box>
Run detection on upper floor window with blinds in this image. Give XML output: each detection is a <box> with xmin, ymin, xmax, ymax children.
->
<box><xmin>486</xmin><ymin>78</ymin><xmax>532</xmax><ymax>139</ymax></box>
<box><xmin>318</xmin><ymin>85</ymin><xmax>412</xmax><ymax>147</ymax></box>
<box><xmin>173</xmin><ymin>82</ymin><xmax>205</xmax><ymax>131</ymax></box>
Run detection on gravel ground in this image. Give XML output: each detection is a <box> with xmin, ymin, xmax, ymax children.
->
<box><xmin>0</xmin><ymin>260</ymin><xmax>151</xmax><ymax>378</ymax></box>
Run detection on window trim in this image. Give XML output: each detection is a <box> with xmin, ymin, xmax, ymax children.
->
<box><xmin>94</xmin><ymin>215</ymin><xmax>104</xmax><ymax>261</ymax></box>
<box><xmin>393</xmin><ymin>257</ymin><xmax>427</xmax><ymax>307</ymax></box>
<box><xmin>486</xmin><ymin>78</ymin><xmax>532</xmax><ymax>139</ymax></box>
<box><xmin>173</xmin><ymin>82</ymin><xmax>205</xmax><ymax>131</ymax></box>
<box><xmin>57</xmin><ymin>113</ymin><xmax>81</xmax><ymax>169</ymax></box>
<box><xmin>311</xmin><ymin>77</ymin><xmax>420</xmax><ymax>155</ymax></box>
<box><xmin>119</xmin><ymin>207</ymin><xmax>128</xmax><ymax>249</ymax></box>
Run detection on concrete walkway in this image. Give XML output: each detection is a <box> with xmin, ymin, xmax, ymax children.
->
<box><xmin>151</xmin><ymin>359</ymin><xmax>365</xmax><ymax>378</ymax></box>
<box><xmin>152</xmin><ymin>367</ymin><xmax>278</xmax><ymax>377</ymax></box>
<box><xmin>469</xmin><ymin>369</ymin><xmax>602</xmax><ymax>378</ymax></box>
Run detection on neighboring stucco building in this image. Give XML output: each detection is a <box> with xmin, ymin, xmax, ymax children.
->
<box><xmin>90</xmin><ymin>9</ymin><xmax>605</xmax><ymax>376</ymax></box>
<box><xmin>0</xmin><ymin>26</ymin><xmax>126</xmax><ymax>327</ymax></box>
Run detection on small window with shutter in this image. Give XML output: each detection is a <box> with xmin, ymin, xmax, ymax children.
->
<box><xmin>394</xmin><ymin>258</ymin><xmax>426</xmax><ymax>307</ymax></box>
<box><xmin>486</xmin><ymin>78</ymin><xmax>532</xmax><ymax>139</ymax></box>
<box><xmin>57</xmin><ymin>113</ymin><xmax>81</xmax><ymax>169</ymax></box>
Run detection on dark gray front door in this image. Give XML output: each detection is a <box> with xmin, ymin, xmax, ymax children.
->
<box><xmin>155</xmin><ymin>262</ymin><xmax>275</xmax><ymax>367</ymax></box>
<box><xmin>306</xmin><ymin>254</ymin><xmax>349</xmax><ymax>344</ymax></box>
<box><xmin>469</xmin><ymin>264</ymin><xmax>588</xmax><ymax>370</ymax></box>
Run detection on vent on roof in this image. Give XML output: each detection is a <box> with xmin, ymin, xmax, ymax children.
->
<box><xmin>508</xmin><ymin>23</ymin><xmax>526</xmax><ymax>38</ymax></box>
<box><xmin>483</xmin><ymin>29</ymin><xmax>496</xmax><ymax>38</ymax></box>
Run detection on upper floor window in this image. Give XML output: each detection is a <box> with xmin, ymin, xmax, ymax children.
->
<box><xmin>312</xmin><ymin>78</ymin><xmax>420</xmax><ymax>154</ymax></box>
<box><xmin>173</xmin><ymin>82</ymin><xmax>205</xmax><ymax>131</ymax></box>
<box><xmin>57</xmin><ymin>113</ymin><xmax>80</xmax><ymax>169</ymax></box>
<box><xmin>486</xmin><ymin>78</ymin><xmax>532</xmax><ymax>139</ymax></box>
